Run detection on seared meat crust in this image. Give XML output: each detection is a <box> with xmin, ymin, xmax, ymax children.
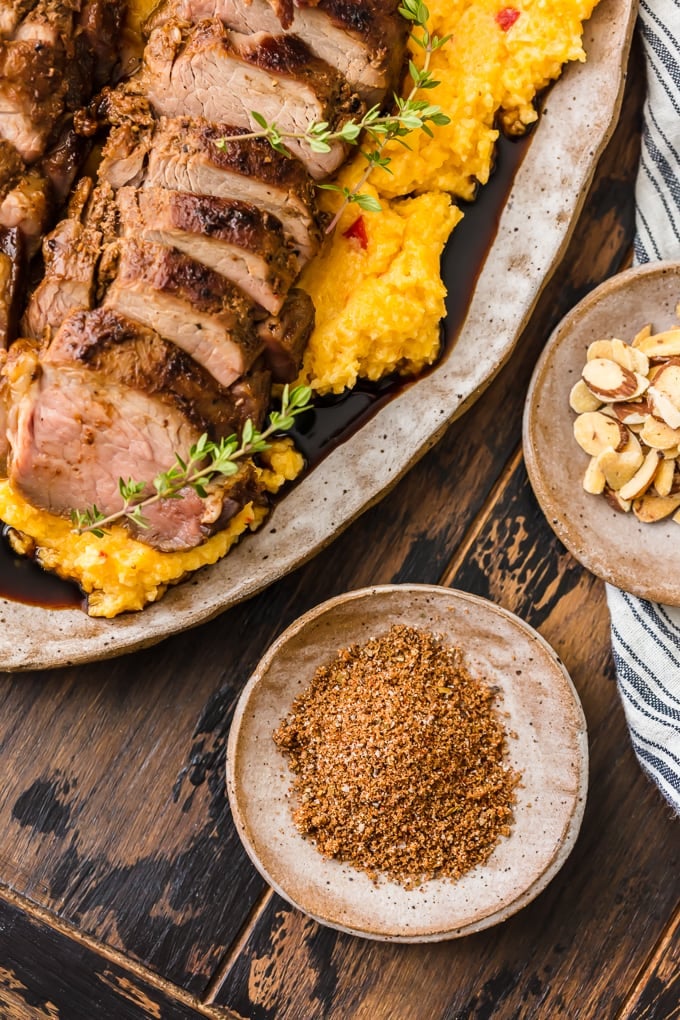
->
<box><xmin>117</xmin><ymin>186</ymin><xmax>297</xmax><ymax>313</ymax></box>
<box><xmin>143</xmin><ymin>18</ymin><xmax>363</xmax><ymax>178</ymax></box>
<box><xmin>99</xmin><ymin>115</ymin><xmax>323</xmax><ymax>265</ymax></box>
<box><xmin>104</xmin><ymin>239</ymin><xmax>263</xmax><ymax>388</ymax></box>
<box><xmin>146</xmin><ymin>0</ymin><xmax>409</xmax><ymax>103</ymax></box>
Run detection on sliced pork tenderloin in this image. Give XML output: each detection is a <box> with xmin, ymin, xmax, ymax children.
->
<box><xmin>3</xmin><ymin>334</ymin><xmax>267</xmax><ymax>552</ymax></box>
<box><xmin>0</xmin><ymin>0</ymin><xmax>39</xmax><ymax>40</ymax></box>
<box><xmin>0</xmin><ymin>167</ymin><xmax>50</xmax><ymax>255</ymax></box>
<box><xmin>146</xmin><ymin>0</ymin><xmax>409</xmax><ymax>105</ymax></box>
<box><xmin>77</xmin><ymin>0</ymin><xmax>127</xmax><ymax>87</ymax></box>
<box><xmin>22</xmin><ymin>179</ymin><xmax>118</xmax><ymax>339</ymax></box>
<box><xmin>98</xmin><ymin>122</ymin><xmax>151</xmax><ymax>190</ymax></box>
<box><xmin>0</xmin><ymin>226</ymin><xmax>24</xmax><ymax>348</ymax></box>
<box><xmin>0</xmin><ymin>0</ymin><xmax>126</xmax><ymax>162</ymax></box>
<box><xmin>117</xmin><ymin>186</ymin><xmax>297</xmax><ymax>314</ymax></box>
<box><xmin>22</xmin><ymin>219</ymin><xmax>100</xmax><ymax>340</ymax></box>
<box><xmin>104</xmin><ymin>239</ymin><xmax>263</xmax><ymax>388</ymax></box>
<box><xmin>0</xmin><ymin>35</ymin><xmax>66</xmax><ymax>161</ymax></box>
<box><xmin>45</xmin><ymin>307</ymin><xmax>272</xmax><ymax>441</ymax></box>
<box><xmin>99</xmin><ymin>117</ymin><xmax>324</xmax><ymax>266</ymax></box>
<box><xmin>257</xmin><ymin>287</ymin><xmax>314</xmax><ymax>382</ymax></box>
<box><xmin>0</xmin><ymin>130</ymin><xmax>85</xmax><ymax>256</ymax></box>
<box><xmin>39</xmin><ymin>125</ymin><xmax>89</xmax><ymax>208</ymax></box>
<box><xmin>0</xmin><ymin>0</ymin><xmax>80</xmax><ymax>162</ymax></box>
<box><xmin>143</xmin><ymin>19</ymin><xmax>363</xmax><ymax>179</ymax></box>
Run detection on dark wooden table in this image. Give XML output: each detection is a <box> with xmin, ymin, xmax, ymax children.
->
<box><xmin>0</xmin><ymin>39</ymin><xmax>677</xmax><ymax>1020</ymax></box>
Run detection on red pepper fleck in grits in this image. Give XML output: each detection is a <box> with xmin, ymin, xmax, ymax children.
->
<box><xmin>343</xmin><ymin>215</ymin><xmax>369</xmax><ymax>249</ymax></box>
<box><xmin>496</xmin><ymin>7</ymin><xmax>520</xmax><ymax>30</ymax></box>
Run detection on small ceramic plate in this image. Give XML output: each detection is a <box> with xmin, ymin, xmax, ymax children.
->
<box><xmin>226</xmin><ymin>585</ymin><xmax>588</xmax><ymax>941</ymax></box>
<box><xmin>524</xmin><ymin>261</ymin><xmax>680</xmax><ymax>604</ymax></box>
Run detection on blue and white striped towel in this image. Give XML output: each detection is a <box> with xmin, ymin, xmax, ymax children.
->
<box><xmin>606</xmin><ymin>0</ymin><xmax>680</xmax><ymax>814</ymax></box>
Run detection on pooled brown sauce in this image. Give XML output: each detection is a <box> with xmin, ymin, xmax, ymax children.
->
<box><xmin>0</xmin><ymin>129</ymin><xmax>532</xmax><ymax>610</ymax></box>
<box><xmin>0</xmin><ymin>526</ymin><xmax>84</xmax><ymax>610</ymax></box>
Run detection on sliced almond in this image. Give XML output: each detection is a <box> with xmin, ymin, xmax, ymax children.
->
<box><xmin>648</xmin><ymin>363</ymin><xmax>666</xmax><ymax>382</ymax></box>
<box><xmin>611</xmin><ymin>338</ymin><xmax>649</xmax><ymax>375</ymax></box>
<box><xmin>573</xmin><ymin>411</ymin><xmax>629</xmax><ymax>456</ymax></box>
<box><xmin>569</xmin><ymin>378</ymin><xmax>603</xmax><ymax>413</ymax></box>
<box><xmin>636</xmin><ymin>328</ymin><xmax>680</xmax><ymax>358</ymax></box>
<box><xmin>582</xmin><ymin>358</ymin><xmax>648</xmax><ymax>401</ymax></box>
<box><xmin>673</xmin><ymin>508</ymin><xmax>680</xmax><ymax>524</ymax></box>
<box><xmin>604</xmin><ymin>487</ymin><xmax>632</xmax><ymax>513</ymax></box>
<box><xmin>651</xmin><ymin>360</ymin><xmax>680</xmax><ymax>407</ymax></box>
<box><xmin>583</xmin><ymin>457</ymin><xmax>606</xmax><ymax>494</ymax></box>
<box><xmin>654</xmin><ymin>457</ymin><xmax>675</xmax><ymax>496</ymax></box>
<box><xmin>619</xmin><ymin>449</ymin><xmax>663</xmax><ymax>501</ymax></box>
<box><xmin>586</xmin><ymin>339</ymin><xmax>616</xmax><ymax>362</ymax></box>
<box><xmin>610</xmin><ymin>399</ymin><xmax>651</xmax><ymax>426</ymax></box>
<box><xmin>596</xmin><ymin>446</ymin><xmax>645</xmax><ymax>490</ymax></box>
<box><xmin>639</xmin><ymin>415</ymin><xmax>680</xmax><ymax>450</ymax></box>
<box><xmin>664</xmin><ymin>445</ymin><xmax>680</xmax><ymax>460</ymax></box>
<box><xmin>632</xmin><ymin>323</ymin><xmax>652</xmax><ymax>348</ymax></box>
<box><xmin>648</xmin><ymin>386</ymin><xmax>680</xmax><ymax>430</ymax></box>
<box><xmin>633</xmin><ymin>492</ymin><xmax>680</xmax><ymax>522</ymax></box>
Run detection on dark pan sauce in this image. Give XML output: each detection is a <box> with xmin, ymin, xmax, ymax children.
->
<box><xmin>0</xmin><ymin>129</ymin><xmax>532</xmax><ymax>610</ymax></box>
<box><xmin>0</xmin><ymin>526</ymin><xmax>84</xmax><ymax>609</ymax></box>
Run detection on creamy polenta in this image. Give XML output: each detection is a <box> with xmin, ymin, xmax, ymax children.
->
<box><xmin>2</xmin><ymin>0</ymin><xmax>599</xmax><ymax>614</ymax></box>
<box><xmin>299</xmin><ymin>0</ymin><xmax>599</xmax><ymax>394</ymax></box>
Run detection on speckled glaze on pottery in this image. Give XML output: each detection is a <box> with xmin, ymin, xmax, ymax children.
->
<box><xmin>524</xmin><ymin>261</ymin><xmax>680</xmax><ymax>604</ymax></box>
<box><xmin>0</xmin><ymin>0</ymin><xmax>637</xmax><ymax>669</ymax></box>
<box><xmin>226</xmin><ymin>585</ymin><xmax>588</xmax><ymax>941</ymax></box>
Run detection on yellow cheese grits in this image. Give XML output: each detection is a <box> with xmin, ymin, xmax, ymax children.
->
<box><xmin>299</xmin><ymin>0</ymin><xmax>599</xmax><ymax>394</ymax></box>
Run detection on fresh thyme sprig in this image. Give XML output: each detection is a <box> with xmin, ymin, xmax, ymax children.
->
<box><xmin>71</xmin><ymin>384</ymin><xmax>313</xmax><ymax>538</ymax></box>
<box><xmin>215</xmin><ymin>0</ymin><xmax>450</xmax><ymax>231</ymax></box>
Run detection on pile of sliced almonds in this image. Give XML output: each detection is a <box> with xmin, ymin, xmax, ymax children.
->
<box><xmin>570</xmin><ymin>324</ymin><xmax>680</xmax><ymax>522</ymax></box>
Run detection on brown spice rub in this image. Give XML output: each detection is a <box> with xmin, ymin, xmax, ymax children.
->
<box><xmin>274</xmin><ymin>624</ymin><xmax>520</xmax><ymax>888</ymax></box>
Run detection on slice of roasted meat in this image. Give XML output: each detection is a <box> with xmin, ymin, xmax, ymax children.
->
<box><xmin>104</xmin><ymin>239</ymin><xmax>263</xmax><ymax>388</ymax></box>
<box><xmin>257</xmin><ymin>287</ymin><xmax>314</xmax><ymax>382</ymax></box>
<box><xmin>100</xmin><ymin>116</ymin><xmax>324</xmax><ymax>266</ymax></box>
<box><xmin>0</xmin><ymin>226</ymin><xmax>23</xmax><ymax>348</ymax></box>
<box><xmin>0</xmin><ymin>0</ymin><xmax>39</xmax><ymax>41</ymax></box>
<box><xmin>23</xmin><ymin>179</ymin><xmax>118</xmax><ymax>339</ymax></box>
<box><xmin>146</xmin><ymin>0</ymin><xmax>410</xmax><ymax>105</ymax></box>
<box><xmin>143</xmin><ymin>19</ymin><xmax>363</xmax><ymax>179</ymax></box>
<box><xmin>0</xmin><ymin>0</ymin><xmax>90</xmax><ymax>162</ymax></box>
<box><xmin>0</xmin><ymin>1</ymin><xmax>124</xmax><ymax>250</ymax></box>
<box><xmin>117</xmin><ymin>186</ymin><xmax>298</xmax><ymax>314</ymax></box>
<box><xmin>0</xmin><ymin>167</ymin><xmax>50</xmax><ymax>255</ymax></box>
<box><xmin>3</xmin><ymin>326</ymin><xmax>269</xmax><ymax>552</ymax></box>
<box><xmin>46</xmin><ymin>307</ymin><xmax>272</xmax><ymax>441</ymax></box>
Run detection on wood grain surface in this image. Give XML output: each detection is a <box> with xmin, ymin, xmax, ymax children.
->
<box><xmin>0</xmin><ymin>35</ymin><xmax>677</xmax><ymax>1020</ymax></box>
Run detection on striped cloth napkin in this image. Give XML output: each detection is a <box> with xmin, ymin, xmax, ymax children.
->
<box><xmin>605</xmin><ymin>0</ymin><xmax>680</xmax><ymax>814</ymax></box>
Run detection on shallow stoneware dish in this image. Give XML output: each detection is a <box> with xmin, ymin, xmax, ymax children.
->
<box><xmin>0</xmin><ymin>0</ymin><xmax>637</xmax><ymax>670</ymax></box>
<box><xmin>524</xmin><ymin>261</ymin><xmax>680</xmax><ymax>604</ymax></box>
<box><xmin>226</xmin><ymin>584</ymin><xmax>588</xmax><ymax>941</ymax></box>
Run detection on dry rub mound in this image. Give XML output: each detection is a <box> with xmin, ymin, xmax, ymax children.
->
<box><xmin>274</xmin><ymin>624</ymin><xmax>520</xmax><ymax>887</ymax></box>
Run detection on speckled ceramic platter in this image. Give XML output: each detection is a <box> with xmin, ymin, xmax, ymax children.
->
<box><xmin>0</xmin><ymin>0</ymin><xmax>637</xmax><ymax>669</ymax></box>
<box><xmin>226</xmin><ymin>585</ymin><xmax>588</xmax><ymax>941</ymax></box>
<box><xmin>524</xmin><ymin>261</ymin><xmax>680</xmax><ymax>603</ymax></box>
